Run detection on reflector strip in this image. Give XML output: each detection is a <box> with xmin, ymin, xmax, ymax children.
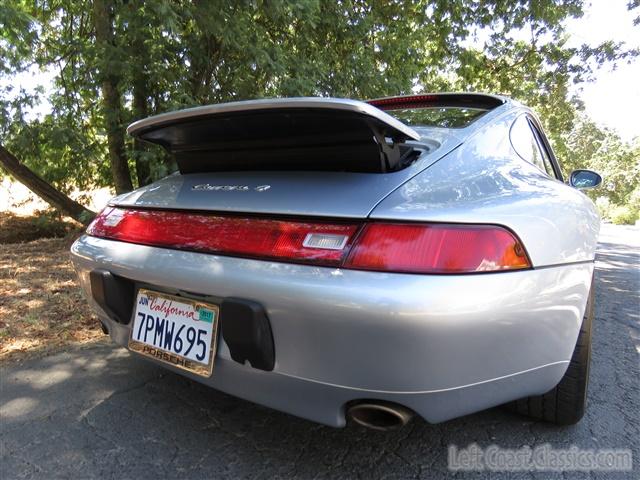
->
<box><xmin>302</xmin><ymin>233</ymin><xmax>349</xmax><ymax>250</ymax></box>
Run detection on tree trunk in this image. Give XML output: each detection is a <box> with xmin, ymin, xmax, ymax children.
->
<box><xmin>132</xmin><ymin>59</ymin><xmax>151</xmax><ymax>187</ymax></box>
<box><xmin>0</xmin><ymin>144</ymin><xmax>96</xmax><ymax>225</ymax></box>
<box><xmin>93</xmin><ymin>0</ymin><xmax>133</xmax><ymax>194</ymax></box>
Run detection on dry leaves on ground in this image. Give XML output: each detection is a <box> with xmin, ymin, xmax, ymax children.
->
<box><xmin>0</xmin><ymin>237</ymin><xmax>103</xmax><ymax>361</ymax></box>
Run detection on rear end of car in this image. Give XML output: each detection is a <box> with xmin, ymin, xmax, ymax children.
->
<box><xmin>70</xmin><ymin>96</ymin><xmax>594</xmax><ymax>427</ymax></box>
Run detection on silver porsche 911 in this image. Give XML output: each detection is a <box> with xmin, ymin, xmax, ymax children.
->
<box><xmin>71</xmin><ymin>94</ymin><xmax>602</xmax><ymax>430</ymax></box>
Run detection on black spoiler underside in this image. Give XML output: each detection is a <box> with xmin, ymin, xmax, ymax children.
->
<box><xmin>128</xmin><ymin>98</ymin><xmax>421</xmax><ymax>174</ymax></box>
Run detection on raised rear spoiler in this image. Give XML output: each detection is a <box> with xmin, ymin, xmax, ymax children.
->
<box><xmin>128</xmin><ymin>98</ymin><xmax>421</xmax><ymax>174</ymax></box>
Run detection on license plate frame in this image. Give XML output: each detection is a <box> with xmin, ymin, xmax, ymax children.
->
<box><xmin>128</xmin><ymin>288</ymin><xmax>219</xmax><ymax>377</ymax></box>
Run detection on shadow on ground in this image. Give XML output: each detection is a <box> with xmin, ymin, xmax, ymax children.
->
<box><xmin>1</xmin><ymin>226</ymin><xmax>638</xmax><ymax>479</ymax></box>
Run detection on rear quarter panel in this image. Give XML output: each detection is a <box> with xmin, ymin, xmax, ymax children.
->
<box><xmin>370</xmin><ymin>108</ymin><xmax>600</xmax><ymax>267</ymax></box>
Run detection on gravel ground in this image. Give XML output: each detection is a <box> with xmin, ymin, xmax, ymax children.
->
<box><xmin>1</xmin><ymin>224</ymin><xmax>638</xmax><ymax>479</ymax></box>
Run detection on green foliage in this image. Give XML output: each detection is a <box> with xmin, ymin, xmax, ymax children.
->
<box><xmin>598</xmin><ymin>197</ymin><xmax>639</xmax><ymax>225</ymax></box>
<box><xmin>1</xmin><ymin>0</ymin><xmax>638</xmax><ymax>211</ymax></box>
<box><xmin>563</xmin><ymin>116</ymin><xmax>640</xmax><ymax>224</ymax></box>
<box><xmin>609</xmin><ymin>205</ymin><xmax>638</xmax><ymax>225</ymax></box>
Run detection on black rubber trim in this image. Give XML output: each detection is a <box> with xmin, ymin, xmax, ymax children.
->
<box><xmin>220</xmin><ymin>298</ymin><xmax>275</xmax><ymax>371</ymax></box>
<box><xmin>89</xmin><ymin>269</ymin><xmax>135</xmax><ymax>325</ymax></box>
<box><xmin>531</xmin><ymin>259</ymin><xmax>595</xmax><ymax>270</ymax></box>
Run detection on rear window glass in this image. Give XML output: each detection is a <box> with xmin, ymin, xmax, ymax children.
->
<box><xmin>383</xmin><ymin>107</ymin><xmax>488</xmax><ymax>128</ymax></box>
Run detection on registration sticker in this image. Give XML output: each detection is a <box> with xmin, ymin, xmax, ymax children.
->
<box><xmin>198</xmin><ymin>308</ymin><xmax>214</xmax><ymax>323</ymax></box>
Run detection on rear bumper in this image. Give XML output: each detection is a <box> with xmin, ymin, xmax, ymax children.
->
<box><xmin>71</xmin><ymin>235</ymin><xmax>593</xmax><ymax>426</ymax></box>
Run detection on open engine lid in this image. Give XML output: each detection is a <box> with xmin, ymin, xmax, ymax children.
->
<box><xmin>127</xmin><ymin>98</ymin><xmax>421</xmax><ymax>174</ymax></box>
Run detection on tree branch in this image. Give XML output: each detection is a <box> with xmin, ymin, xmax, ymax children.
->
<box><xmin>0</xmin><ymin>144</ymin><xmax>96</xmax><ymax>225</ymax></box>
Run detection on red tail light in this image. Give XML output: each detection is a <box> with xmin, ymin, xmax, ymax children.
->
<box><xmin>368</xmin><ymin>94</ymin><xmax>440</xmax><ymax>110</ymax></box>
<box><xmin>87</xmin><ymin>208</ymin><xmax>530</xmax><ymax>273</ymax></box>
<box><xmin>86</xmin><ymin>208</ymin><xmax>359</xmax><ymax>266</ymax></box>
<box><xmin>345</xmin><ymin>223</ymin><xmax>530</xmax><ymax>273</ymax></box>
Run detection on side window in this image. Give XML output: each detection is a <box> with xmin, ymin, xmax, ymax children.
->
<box><xmin>527</xmin><ymin>120</ymin><xmax>557</xmax><ymax>178</ymax></box>
<box><xmin>509</xmin><ymin>115</ymin><xmax>548</xmax><ymax>175</ymax></box>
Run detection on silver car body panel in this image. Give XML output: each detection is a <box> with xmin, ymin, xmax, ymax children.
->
<box><xmin>371</xmin><ymin>108</ymin><xmax>600</xmax><ymax>266</ymax></box>
<box><xmin>110</xmin><ymin>129</ymin><xmax>459</xmax><ymax>218</ymax></box>
<box><xmin>71</xmin><ymin>235</ymin><xmax>593</xmax><ymax>426</ymax></box>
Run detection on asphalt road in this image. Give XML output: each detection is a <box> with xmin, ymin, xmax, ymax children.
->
<box><xmin>2</xmin><ymin>224</ymin><xmax>638</xmax><ymax>479</ymax></box>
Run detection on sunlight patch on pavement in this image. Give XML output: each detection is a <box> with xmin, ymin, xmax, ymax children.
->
<box><xmin>12</xmin><ymin>367</ymin><xmax>73</xmax><ymax>390</ymax></box>
<box><xmin>0</xmin><ymin>397</ymin><xmax>39</xmax><ymax>419</ymax></box>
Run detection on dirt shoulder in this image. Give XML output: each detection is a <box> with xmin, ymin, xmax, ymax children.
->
<box><xmin>0</xmin><ymin>211</ymin><xmax>80</xmax><ymax>244</ymax></box>
<box><xmin>0</xmin><ymin>236</ymin><xmax>103</xmax><ymax>362</ymax></box>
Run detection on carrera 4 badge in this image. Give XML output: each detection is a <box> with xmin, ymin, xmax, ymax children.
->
<box><xmin>192</xmin><ymin>184</ymin><xmax>271</xmax><ymax>192</ymax></box>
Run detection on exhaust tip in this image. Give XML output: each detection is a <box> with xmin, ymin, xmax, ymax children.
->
<box><xmin>347</xmin><ymin>401</ymin><xmax>413</xmax><ymax>431</ymax></box>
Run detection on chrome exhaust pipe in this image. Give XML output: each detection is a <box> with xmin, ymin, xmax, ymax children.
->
<box><xmin>347</xmin><ymin>401</ymin><xmax>414</xmax><ymax>431</ymax></box>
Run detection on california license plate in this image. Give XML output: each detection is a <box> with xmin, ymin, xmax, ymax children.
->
<box><xmin>128</xmin><ymin>289</ymin><xmax>219</xmax><ymax>377</ymax></box>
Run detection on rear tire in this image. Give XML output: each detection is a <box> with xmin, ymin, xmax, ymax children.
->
<box><xmin>506</xmin><ymin>278</ymin><xmax>594</xmax><ymax>425</ymax></box>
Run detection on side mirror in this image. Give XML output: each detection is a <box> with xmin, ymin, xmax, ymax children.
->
<box><xmin>569</xmin><ymin>169</ymin><xmax>602</xmax><ymax>190</ymax></box>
